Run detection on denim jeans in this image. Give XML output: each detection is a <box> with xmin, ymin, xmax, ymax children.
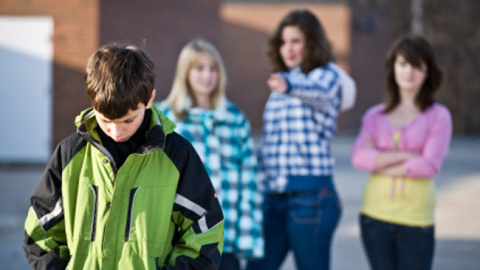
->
<box><xmin>247</xmin><ymin>188</ymin><xmax>341</xmax><ymax>270</ymax></box>
<box><xmin>360</xmin><ymin>214</ymin><xmax>434</xmax><ymax>270</ymax></box>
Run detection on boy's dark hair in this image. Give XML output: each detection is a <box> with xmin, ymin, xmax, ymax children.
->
<box><xmin>85</xmin><ymin>43</ymin><xmax>156</xmax><ymax>119</ymax></box>
<box><xmin>384</xmin><ymin>35</ymin><xmax>443</xmax><ymax>113</ymax></box>
<box><xmin>268</xmin><ymin>9</ymin><xmax>333</xmax><ymax>73</ymax></box>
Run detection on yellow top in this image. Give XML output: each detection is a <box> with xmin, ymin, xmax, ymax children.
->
<box><xmin>361</xmin><ymin>174</ymin><xmax>435</xmax><ymax>227</ymax></box>
<box><xmin>361</xmin><ymin>130</ymin><xmax>435</xmax><ymax>227</ymax></box>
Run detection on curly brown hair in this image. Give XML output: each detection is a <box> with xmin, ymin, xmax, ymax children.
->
<box><xmin>268</xmin><ymin>9</ymin><xmax>333</xmax><ymax>73</ymax></box>
<box><xmin>384</xmin><ymin>35</ymin><xmax>443</xmax><ymax>113</ymax></box>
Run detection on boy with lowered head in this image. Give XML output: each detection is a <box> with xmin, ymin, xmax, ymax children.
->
<box><xmin>23</xmin><ymin>43</ymin><xmax>224</xmax><ymax>270</ymax></box>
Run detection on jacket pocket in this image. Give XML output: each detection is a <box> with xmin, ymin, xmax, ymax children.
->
<box><xmin>125</xmin><ymin>187</ymin><xmax>141</xmax><ymax>241</ymax></box>
<box><xmin>89</xmin><ymin>184</ymin><xmax>98</xmax><ymax>241</ymax></box>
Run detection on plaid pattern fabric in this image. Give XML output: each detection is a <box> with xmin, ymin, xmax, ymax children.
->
<box><xmin>157</xmin><ymin>99</ymin><xmax>264</xmax><ymax>259</ymax></box>
<box><xmin>260</xmin><ymin>63</ymin><xmax>343</xmax><ymax>192</ymax></box>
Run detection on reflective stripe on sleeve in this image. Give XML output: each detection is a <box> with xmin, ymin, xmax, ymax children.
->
<box><xmin>174</xmin><ymin>194</ymin><xmax>207</xmax><ymax>217</ymax></box>
<box><xmin>37</xmin><ymin>198</ymin><xmax>63</xmax><ymax>229</ymax></box>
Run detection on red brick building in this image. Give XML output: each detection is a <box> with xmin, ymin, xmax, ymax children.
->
<box><xmin>0</xmin><ymin>0</ymin><xmax>222</xmax><ymax>149</ymax></box>
<box><xmin>1</xmin><ymin>1</ymin><xmax>394</xmax><ymax>160</ymax></box>
<box><xmin>218</xmin><ymin>3</ymin><xmax>393</xmax><ymax>131</ymax></box>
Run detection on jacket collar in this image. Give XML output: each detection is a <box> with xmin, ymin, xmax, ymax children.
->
<box><xmin>184</xmin><ymin>96</ymin><xmax>229</xmax><ymax>123</ymax></box>
<box><xmin>75</xmin><ymin>105</ymin><xmax>176</xmax><ymax>151</ymax></box>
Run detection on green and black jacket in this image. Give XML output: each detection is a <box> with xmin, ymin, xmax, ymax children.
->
<box><xmin>23</xmin><ymin>106</ymin><xmax>224</xmax><ymax>269</ymax></box>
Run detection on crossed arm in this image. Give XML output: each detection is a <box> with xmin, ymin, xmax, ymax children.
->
<box><xmin>351</xmin><ymin>107</ymin><xmax>452</xmax><ymax>179</ymax></box>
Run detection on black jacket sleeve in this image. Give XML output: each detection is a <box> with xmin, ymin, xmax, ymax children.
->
<box><xmin>162</xmin><ymin>132</ymin><xmax>224</xmax><ymax>270</ymax></box>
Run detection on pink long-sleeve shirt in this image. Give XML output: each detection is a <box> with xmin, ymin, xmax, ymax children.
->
<box><xmin>351</xmin><ymin>103</ymin><xmax>452</xmax><ymax>179</ymax></box>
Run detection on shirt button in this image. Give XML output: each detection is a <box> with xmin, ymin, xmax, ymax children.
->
<box><xmin>103</xmin><ymin>159</ymin><xmax>109</xmax><ymax>164</ymax></box>
<box><xmin>107</xmin><ymin>202</ymin><xmax>112</xmax><ymax>208</ymax></box>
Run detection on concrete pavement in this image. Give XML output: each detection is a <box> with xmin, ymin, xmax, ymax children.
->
<box><xmin>1</xmin><ymin>135</ymin><xmax>479</xmax><ymax>269</ymax></box>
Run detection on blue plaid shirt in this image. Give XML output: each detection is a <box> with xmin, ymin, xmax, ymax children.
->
<box><xmin>260</xmin><ymin>62</ymin><xmax>346</xmax><ymax>192</ymax></box>
<box><xmin>157</xmin><ymin>98</ymin><xmax>264</xmax><ymax>259</ymax></box>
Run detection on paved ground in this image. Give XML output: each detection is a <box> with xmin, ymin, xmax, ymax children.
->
<box><xmin>1</xmin><ymin>134</ymin><xmax>479</xmax><ymax>269</ymax></box>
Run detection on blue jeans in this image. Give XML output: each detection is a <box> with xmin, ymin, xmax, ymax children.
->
<box><xmin>360</xmin><ymin>214</ymin><xmax>434</xmax><ymax>270</ymax></box>
<box><xmin>247</xmin><ymin>188</ymin><xmax>341</xmax><ymax>270</ymax></box>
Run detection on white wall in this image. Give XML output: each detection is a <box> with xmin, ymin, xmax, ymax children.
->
<box><xmin>0</xmin><ymin>16</ymin><xmax>53</xmax><ymax>163</ymax></box>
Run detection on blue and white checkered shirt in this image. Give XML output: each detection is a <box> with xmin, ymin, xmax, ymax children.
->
<box><xmin>260</xmin><ymin>62</ymin><xmax>351</xmax><ymax>193</ymax></box>
<box><xmin>157</xmin><ymin>98</ymin><xmax>264</xmax><ymax>259</ymax></box>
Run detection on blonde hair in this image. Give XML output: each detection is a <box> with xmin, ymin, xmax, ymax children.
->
<box><xmin>165</xmin><ymin>39</ymin><xmax>227</xmax><ymax>119</ymax></box>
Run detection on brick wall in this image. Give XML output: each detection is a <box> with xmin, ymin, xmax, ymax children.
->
<box><xmin>424</xmin><ymin>0</ymin><xmax>480</xmax><ymax>134</ymax></box>
<box><xmin>0</xmin><ymin>0</ymin><xmax>99</xmax><ymax>147</ymax></box>
<box><xmin>349</xmin><ymin>0</ymin><xmax>480</xmax><ymax>134</ymax></box>
<box><xmin>100</xmin><ymin>0</ymin><xmax>222</xmax><ymax>101</ymax></box>
<box><xmin>1</xmin><ymin>0</ymin><xmax>221</xmax><ymax>147</ymax></box>
<box><xmin>219</xmin><ymin>3</ymin><xmax>393</xmax><ymax>132</ymax></box>
<box><xmin>347</xmin><ymin>6</ymin><xmax>394</xmax><ymax>131</ymax></box>
<box><xmin>219</xmin><ymin>3</ymin><xmax>356</xmax><ymax>131</ymax></box>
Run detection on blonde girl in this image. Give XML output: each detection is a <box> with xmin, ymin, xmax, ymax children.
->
<box><xmin>157</xmin><ymin>39</ymin><xmax>264</xmax><ymax>270</ymax></box>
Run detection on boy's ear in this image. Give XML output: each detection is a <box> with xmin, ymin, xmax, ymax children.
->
<box><xmin>146</xmin><ymin>89</ymin><xmax>156</xmax><ymax>109</ymax></box>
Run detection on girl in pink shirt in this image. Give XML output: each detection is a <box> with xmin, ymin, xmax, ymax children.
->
<box><xmin>351</xmin><ymin>35</ymin><xmax>452</xmax><ymax>270</ymax></box>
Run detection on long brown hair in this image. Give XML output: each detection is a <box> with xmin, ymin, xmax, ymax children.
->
<box><xmin>384</xmin><ymin>35</ymin><xmax>443</xmax><ymax>113</ymax></box>
<box><xmin>268</xmin><ymin>9</ymin><xmax>333</xmax><ymax>73</ymax></box>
